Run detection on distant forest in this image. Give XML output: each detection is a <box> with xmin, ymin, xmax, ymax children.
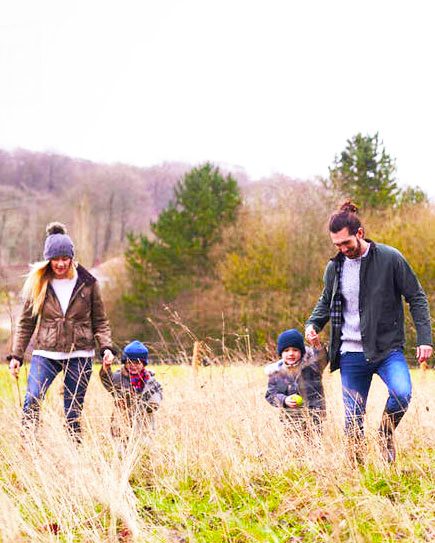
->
<box><xmin>0</xmin><ymin>148</ymin><xmax>252</xmax><ymax>283</ymax></box>
<box><xmin>2</xmin><ymin>145</ymin><xmax>434</xmax><ymax>360</ymax></box>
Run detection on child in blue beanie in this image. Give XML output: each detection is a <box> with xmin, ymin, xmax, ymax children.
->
<box><xmin>100</xmin><ymin>340</ymin><xmax>163</xmax><ymax>442</ymax></box>
<box><xmin>265</xmin><ymin>329</ymin><xmax>328</xmax><ymax>434</ymax></box>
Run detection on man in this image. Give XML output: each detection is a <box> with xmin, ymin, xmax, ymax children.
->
<box><xmin>305</xmin><ymin>201</ymin><xmax>433</xmax><ymax>462</ymax></box>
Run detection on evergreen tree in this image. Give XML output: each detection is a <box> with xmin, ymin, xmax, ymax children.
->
<box><xmin>398</xmin><ymin>185</ymin><xmax>428</xmax><ymax>206</ymax></box>
<box><xmin>125</xmin><ymin>163</ymin><xmax>242</xmax><ymax>310</ymax></box>
<box><xmin>329</xmin><ymin>132</ymin><xmax>399</xmax><ymax>208</ymax></box>
<box><xmin>152</xmin><ymin>163</ymin><xmax>241</xmax><ymax>275</ymax></box>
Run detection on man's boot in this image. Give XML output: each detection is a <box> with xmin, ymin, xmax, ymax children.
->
<box><xmin>378</xmin><ymin>411</ymin><xmax>401</xmax><ymax>463</ymax></box>
<box><xmin>347</xmin><ymin>440</ymin><xmax>367</xmax><ymax>466</ymax></box>
<box><xmin>345</xmin><ymin>430</ymin><xmax>367</xmax><ymax>467</ymax></box>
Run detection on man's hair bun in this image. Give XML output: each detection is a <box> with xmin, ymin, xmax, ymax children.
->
<box><xmin>46</xmin><ymin>222</ymin><xmax>68</xmax><ymax>237</ymax></box>
<box><xmin>340</xmin><ymin>200</ymin><xmax>358</xmax><ymax>214</ymax></box>
<box><xmin>329</xmin><ymin>200</ymin><xmax>362</xmax><ymax>234</ymax></box>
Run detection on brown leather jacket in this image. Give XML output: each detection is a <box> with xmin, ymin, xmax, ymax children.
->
<box><xmin>10</xmin><ymin>264</ymin><xmax>114</xmax><ymax>363</ymax></box>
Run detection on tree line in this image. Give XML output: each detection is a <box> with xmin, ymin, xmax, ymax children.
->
<box><xmin>121</xmin><ymin>134</ymin><xmax>432</xmax><ymax>359</ymax></box>
<box><xmin>0</xmin><ymin>149</ymin><xmax>249</xmax><ymax>280</ymax></box>
<box><xmin>1</xmin><ymin>135</ymin><xmax>432</xmax><ymax>361</ymax></box>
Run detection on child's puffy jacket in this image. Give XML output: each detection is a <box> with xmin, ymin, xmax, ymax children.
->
<box><xmin>265</xmin><ymin>345</ymin><xmax>327</xmax><ymax>412</ymax></box>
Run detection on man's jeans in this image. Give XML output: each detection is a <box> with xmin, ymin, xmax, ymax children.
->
<box><xmin>23</xmin><ymin>355</ymin><xmax>93</xmax><ymax>438</ymax></box>
<box><xmin>340</xmin><ymin>350</ymin><xmax>412</xmax><ymax>438</ymax></box>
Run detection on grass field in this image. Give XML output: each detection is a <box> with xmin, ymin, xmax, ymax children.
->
<box><xmin>1</xmin><ymin>362</ymin><xmax>435</xmax><ymax>542</ymax></box>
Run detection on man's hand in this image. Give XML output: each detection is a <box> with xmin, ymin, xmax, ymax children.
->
<box><xmin>102</xmin><ymin>349</ymin><xmax>115</xmax><ymax>371</ymax></box>
<box><xmin>416</xmin><ymin>345</ymin><xmax>433</xmax><ymax>364</ymax></box>
<box><xmin>305</xmin><ymin>325</ymin><xmax>321</xmax><ymax>348</ymax></box>
<box><xmin>9</xmin><ymin>358</ymin><xmax>21</xmax><ymax>379</ymax></box>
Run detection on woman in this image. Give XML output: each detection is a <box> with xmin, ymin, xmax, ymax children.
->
<box><xmin>8</xmin><ymin>222</ymin><xmax>116</xmax><ymax>441</ymax></box>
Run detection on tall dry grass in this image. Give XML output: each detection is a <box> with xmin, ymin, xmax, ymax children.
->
<box><xmin>1</xmin><ymin>359</ymin><xmax>435</xmax><ymax>542</ymax></box>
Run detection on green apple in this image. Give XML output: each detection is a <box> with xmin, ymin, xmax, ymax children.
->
<box><xmin>289</xmin><ymin>394</ymin><xmax>303</xmax><ymax>407</ymax></box>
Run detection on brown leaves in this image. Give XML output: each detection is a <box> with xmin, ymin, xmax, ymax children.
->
<box><xmin>117</xmin><ymin>524</ymin><xmax>134</xmax><ymax>542</ymax></box>
<box><xmin>40</xmin><ymin>523</ymin><xmax>61</xmax><ymax>534</ymax></box>
<box><xmin>307</xmin><ymin>508</ymin><xmax>331</xmax><ymax>523</ymax></box>
<box><xmin>277</xmin><ymin>495</ymin><xmax>309</xmax><ymax>515</ymax></box>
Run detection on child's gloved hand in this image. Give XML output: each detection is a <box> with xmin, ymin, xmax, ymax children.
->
<box><xmin>285</xmin><ymin>396</ymin><xmax>297</xmax><ymax>408</ymax></box>
<box><xmin>284</xmin><ymin>394</ymin><xmax>303</xmax><ymax>408</ymax></box>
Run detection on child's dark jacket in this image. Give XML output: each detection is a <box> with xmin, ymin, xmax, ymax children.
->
<box><xmin>100</xmin><ymin>365</ymin><xmax>163</xmax><ymax>435</ymax></box>
<box><xmin>265</xmin><ymin>345</ymin><xmax>327</xmax><ymax>414</ymax></box>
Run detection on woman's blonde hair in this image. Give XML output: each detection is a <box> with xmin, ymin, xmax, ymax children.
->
<box><xmin>22</xmin><ymin>259</ymin><xmax>75</xmax><ymax>317</ymax></box>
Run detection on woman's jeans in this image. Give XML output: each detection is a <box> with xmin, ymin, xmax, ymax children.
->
<box><xmin>23</xmin><ymin>355</ymin><xmax>93</xmax><ymax>439</ymax></box>
<box><xmin>340</xmin><ymin>350</ymin><xmax>412</xmax><ymax>439</ymax></box>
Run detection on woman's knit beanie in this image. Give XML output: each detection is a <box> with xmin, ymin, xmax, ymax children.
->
<box><xmin>122</xmin><ymin>340</ymin><xmax>149</xmax><ymax>364</ymax></box>
<box><xmin>43</xmin><ymin>222</ymin><xmax>75</xmax><ymax>260</ymax></box>
<box><xmin>277</xmin><ymin>329</ymin><xmax>306</xmax><ymax>358</ymax></box>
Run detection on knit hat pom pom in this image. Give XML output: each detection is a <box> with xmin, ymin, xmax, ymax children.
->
<box><xmin>46</xmin><ymin>222</ymin><xmax>68</xmax><ymax>237</ymax></box>
<box><xmin>43</xmin><ymin>222</ymin><xmax>74</xmax><ymax>260</ymax></box>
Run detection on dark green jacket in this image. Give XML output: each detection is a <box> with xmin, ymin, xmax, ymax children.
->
<box><xmin>306</xmin><ymin>241</ymin><xmax>432</xmax><ymax>372</ymax></box>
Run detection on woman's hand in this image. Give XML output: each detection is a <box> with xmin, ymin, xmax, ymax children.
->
<box><xmin>9</xmin><ymin>358</ymin><xmax>21</xmax><ymax>379</ymax></box>
<box><xmin>102</xmin><ymin>349</ymin><xmax>115</xmax><ymax>371</ymax></box>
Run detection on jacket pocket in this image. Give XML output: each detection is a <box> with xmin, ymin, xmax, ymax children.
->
<box><xmin>73</xmin><ymin>322</ymin><xmax>94</xmax><ymax>349</ymax></box>
<box><xmin>376</xmin><ymin>320</ymin><xmax>400</xmax><ymax>350</ymax></box>
<box><xmin>37</xmin><ymin>322</ymin><xmax>58</xmax><ymax>349</ymax></box>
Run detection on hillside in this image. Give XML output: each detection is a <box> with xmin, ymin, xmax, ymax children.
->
<box><xmin>0</xmin><ymin>148</ymin><xmax>302</xmax><ymax>281</ymax></box>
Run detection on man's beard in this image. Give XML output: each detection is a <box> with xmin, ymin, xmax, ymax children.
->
<box><xmin>347</xmin><ymin>238</ymin><xmax>362</xmax><ymax>259</ymax></box>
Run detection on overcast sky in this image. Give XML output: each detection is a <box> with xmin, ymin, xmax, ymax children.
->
<box><xmin>1</xmin><ymin>0</ymin><xmax>434</xmax><ymax>198</ymax></box>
